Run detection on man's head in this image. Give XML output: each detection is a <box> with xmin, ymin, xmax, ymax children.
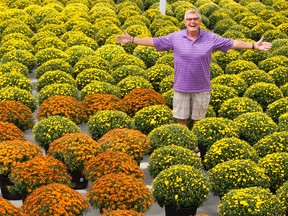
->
<box><xmin>184</xmin><ymin>9</ymin><xmax>202</xmax><ymax>35</ymax></box>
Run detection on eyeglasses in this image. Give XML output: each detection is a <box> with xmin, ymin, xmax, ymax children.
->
<box><xmin>185</xmin><ymin>17</ymin><xmax>200</xmax><ymax>21</ymax></box>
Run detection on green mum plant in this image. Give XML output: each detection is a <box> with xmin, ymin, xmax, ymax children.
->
<box><xmin>271</xmin><ymin>45</ymin><xmax>288</xmax><ymax>59</ymax></box>
<box><xmin>279</xmin><ymin>112</ymin><xmax>288</xmax><ymax>131</ymax></box>
<box><xmin>258</xmin><ymin>55</ymin><xmax>288</xmax><ymax>72</ymax></box>
<box><xmin>83</xmin><ymin>151</ymin><xmax>144</xmax><ymax>182</ymax></box>
<box><xmin>208</xmin><ymin>9</ymin><xmax>233</xmax><ymax>29</ymax></box>
<box><xmin>61</xmin><ymin>31</ymin><xmax>98</xmax><ymax>50</ymax></box>
<box><xmin>38</xmin><ymin>95</ymin><xmax>88</xmax><ymax>124</ymax></box>
<box><xmin>64</xmin><ymin>45</ymin><xmax>95</xmax><ymax>67</ymax></box>
<box><xmin>33</xmin><ymin>115</ymin><xmax>81</xmax><ymax>151</ymax></box>
<box><xmin>35</xmin><ymin>58</ymin><xmax>74</xmax><ymax>79</ymax></box>
<box><xmin>73</xmin><ymin>55</ymin><xmax>110</xmax><ymax>76</ymax></box>
<box><xmin>148</xmin><ymin>145</ymin><xmax>202</xmax><ymax>178</ymax></box>
<box><xmin>211</xmin><ymin>74</ymin><xmax>248</xmax><ymax>96</ymax></box>
<box><xmin>98</xmin><ymin>128</ymin><xmax>151</xmax><ymax>163</ymax></box>
<box><xmin>1</xmin><ymin>32</ymin><xmax>30</xmax><ymax>44</ymax></box>
<box><xmin>118</xmin><ymin>9</ymin><xmax>141</xmax><ymax>25</ymax></box>
<box><xmin>30</xmin><ymin>31</ymin><xmax>57</xmax><ymax>46</ymax></box>
<box><xmin>253</xmin><ymin>131</ymin><xmax>288</xmax><ymax>158</ymax></box>
<box><xmin>239</xmin><ymin>15</ymin><xmax>263</xmax><ymax>29</ymax></box>
<box><xmin>146</xmin><ymin>64</ymin><xmax>174</xmax><ymax>92</ymax></box>
<box><xmin>280</xmin><ymin>83</ymin><xmax>288</xmax><ymax>97</ymax></box>
<box><xmin>218</xmin><ymin>96</ymin><xmax>263</xmax><ymax>120</ymax></box>
<box><xmin>37</xmin><ymin>23</ymin><xmax>67</xmax><ymax>37</ymax></box>
<box><xmin>34</xmin><ymin>36</ymin><xmax>67</xmax><ymax>54</ymax></box>
<box><xmin>116</xmin><ymin>76</ymin><xmax>154</xmax><ymax>97</ymax></box>
<box><xmin>213</xmin><ymin>19</ymin><xmax>237</xmax><ymax>35</ymax></box>
<box><xmin>120</xmin><ymin>88</ymin><xmax>166</xmax><ymax>117</ymax></box>
<box><xmin>0</xmin><ymin>86</ymin><xmax>36</xmax><ymax>112</ymax></box>
<box><xmin>192</xmin><ymin>117</ymin><xmax>239</xmax><ymax>158</ymax></box>
<box><xmin>133</xmin><ymin>104</ymin><xmax>176</xmax><ymax>134</ymax></box>
<box><xmin>152</xmin><ymin>165</ymin><xmax>209</xmax><ymax>209</ymax></box>
<box><xmin>149</xmin><ymin>18</ymin><xmax>177</xmax><ymax>36</ymax></box>
<box><xmin>94</xmin><ymin>44</ymin><xmax>126</xmax><ymax>62</ymax></box>
<box><xmin>35</xmin><ymin>47</ymin><xmax>68</xmax><ymax>66</ymax></box>
<box><xmin>276</xmin><ymin>181</ymin><xmax>288</xmax><ymax>216</ymax></box>
<box><xmin>247</xmin><ymin>22</ymin><xmax>276</xmax><ymax>41</ymax></box>
<box><xmin>95</xmin><ymin>24</ymin><xmax>122</xmax><ymax>46</ymax></box>
<box><xmin>79</xmin><ymin>80</ymin><xmax>121</xmax><ymax>100</ymax></box>
<box><xmin>161</xmin><ymin>88</ymin><xmax>173</xmax><ymax>109</ymax></box>
<box><xmin>1</xmin><ymin>20</ymin><xmax>34</xmax><ymax>38</ymax></box>
<box><xmin>37</xmin><ymin>83</ymin><xmax>78</xmax><ymax>105</ymax></box>
<box><xmin>204</xmin><ymin>137</ymin><xmax>260</xmax><ymax>171</ymax></box>
<box><xmin>266</xmin><ymin>97</ymin><xmax>288</xmax><ymax>123</ymax></box>
<box><xmin>76</xmin><ymin>68</ymin><xmax>115</xmax><ymax>90</ymax></box>
<box><xmin>259</xmin><ymin>152</ymin><xmax>288</xmax><ymax>192</ymax></box>
<box><xmin>133</xmin><ymin>45</ymin><xmax>159</xmax><ymax>68</ymax></box>
<box><xmin>155</xmin><ymin>52</ymin><xmax>174</xmax><ymax>68</ymax></box>
<box><xmin>237</xmin><ymin>69</ymin><xmax>274</xmax><ymax>87</ymax></box>
<box><xmin>212</xmin><ymin>49</ymin><xmax>241</xmax><ymax>70</ymax></box>
<box><xmin>87</xmin><ymin>110</ymin><xmax>135</xmax><ymax>140</ymax></box>
<box><xmin>210</xmin><ymin>84</ymin><xmax>238</xmax><ymax>114</ymax></box>
<box><xmin>36</xmin><ymin>70</ymin><xmax>76</xmax><ymax>91</ymax></box>
<box><xmin>0</xmin><ymin>72</ymin><xmax>32</xmax><ymax>92</ymax></box>
<box><xmin>110</xmin><ymin>65</ymin><xmax>148</xmax><ymax>84</ymax></box>
<box><xmin>233</xmin><ymin>112</ymin><xmax>278</xmax><ymax>145</ymax></box>
<box><xmin>0</xmin><ymin>39</ymin><xmax>34</xmax><ymax>58</ymax></box>
<box><xmin>210</xmin><ymin>62</ymin><xmax>224</xmax><ymax>79</ymax></box>
<box><xmin>268</xmin><ymin>66</ymin><xmax>288</xmax><ymax>87</ymax></box>
<box><xmin>263</xmin><ymin>29</ymin><xmax>288</xmax><ymax>42</ymax></box>
<box><xmin>159</xmin><ymin>75</ymin><xmax>173</xmax><ymax>93</ymax></box>
<box><xmin>218</xmin><ymin>187</ymin><xmax>285</xmax><ymax>216</ymax></box>
<box><xmin>224</xmin><ymin>59</ymin><xmax>258</xmax><ymax>75</ymax></box>
<box><xmin>0</xmin><ymin>61</ymin><xmax>30</xmax><ymax>78</ymax></box>
<box><xmin>241</xmin><ymin>49</ymin><xmax>270</xmax><ymax>65</ymax></box>
<box><xmin>148</xmin><ymin>123</ymin><xmax>197</xmax><ymax>151</ymax></box>
<box><xmin>110</xmin><ymin>53</ymin><xmax>146</xmax><ymax>69</ymax></box>
<box><xmin>0</xmin><ymin>100</ymin><xmax>34</xmax><ymax>131</ymax></box>
<box><xmin>1</xmin><ymin>49</ymin><xmax>37</xmax><ymax>71</ymax></box>
<box><xmin>87</xmin><ymin>173</ymin><xmax>153</xmax><ymax>213</ymax></box>
<box><xmin>47</xmin><ymin>132</ymin><xmax>102</xmax><ymax>172</ymax></box>
<box><xmin>208</xmin><ymin>159</ymin><xmax>271</xmax><ymax>198</ymax></box>
<box><xmin>243</xmin><ymin>82</ymin><xmax>283</xmax><ymax>111</ymax></box>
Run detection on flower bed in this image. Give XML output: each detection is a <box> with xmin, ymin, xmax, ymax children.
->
<box><xmin>0</xmin><ymin>121</ymin><xmax>24</xmax><ymax>141</ymax></box>
<box><xmin>0</xmin><ymin>196</ymin><xmax>23</xmax><ymax>215</ymax></box>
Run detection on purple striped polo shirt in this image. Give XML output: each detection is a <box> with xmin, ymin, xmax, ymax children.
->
<box><xmin>153</xmin><ymin>29</ymin><xmax>233</xmax><ymax>92</ymax></box>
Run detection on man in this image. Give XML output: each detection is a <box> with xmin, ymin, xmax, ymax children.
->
<box><xmin>116</xmin><ymin>9</ymin><xmax>272</xmax><ymax>127</ymax></box>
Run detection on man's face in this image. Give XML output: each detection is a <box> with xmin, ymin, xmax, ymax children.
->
<box><xmin>184</xmin><ymin>13</ymin><xmax>201</xmax><ymax>33</ymax></box>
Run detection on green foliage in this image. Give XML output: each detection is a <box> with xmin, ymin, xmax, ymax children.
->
<box><xmin>238</xmin><ymin>69</ymin><xmax>274</xmax><ymax>87</ymax></box>
<box><xmin>254</xmin><ymin>131</ymin><xmax>288</xmax><ymax>158</ymax></box>
<box><xmin>258</xmin><ymin>152</ymin><xmax>288</xmax><ymax>192</ymax></box>
<box><xmin>266</xmin><ymin>97</ymin><xmax>288</xmax><ymax>123</ymax></box>
<box><xmin>243</xmin><ymin>82</ymin><xmax>283</xmax><ymax>111</ymax></box>
<box><xmin>159</xmin><ymin>75</ymin><xmax>173</xmax><ymax>93</ymax></box>
<box><xmin>248</xmin><ymin>22</ymin><xmax>276</xmax><ymax>40</ymax></box>
<box><xmin>234</xmin><ymin>112</ymin><xmax>278</xmax><ymax>145</ymax></box>
<box><xmin>32</xmin><ymin>116</ymin><xmax>80</xmax><ymax>150</ymax></box>
<box><xmin>37</xmin><ymin>83</ymin><xmax>78</xmax><ymax>105</ymax></box>
<box><xmin>225</xmin><ymin>60</ymin><xmax>258</xmax><ymax>75</ymax></box>
<box><xmin>152</xmin><ymin>165</ymin><xmax>209</xmax><ymax>208</ymax></box>
<box><xmin>61</xmin><ymin>31</ymin><xmax>98</xmax><ymax>50</ymax></box>
<box><xmin>76</xmin><ymin>68</ymin><xmax>115</xmax><ymax>90</ymax></box>
<box><xmin>36</xmin><ymin>70</ymin><xmax>76</xmax><ymax>91</ymax></box>
<box><xmin>116</xmin><ymin>76</ymin><xmax>153</xmax><ymax>97</ymax></box>
<box><xmin>133</xmin><ymin>45</ymin><xmax>159</xmax><ymax>68</ymax></box>
<box><xmin>111</xmin><ymin>53</ymin><xmax>146</xmax><ymax>69</ymax></box>
<box><xmin>87</xmin><ymin>110</ymin><xmax>135</xmax><ymax>140</ymax></box>
<box><xmin>34</xmin><ymin>36</ymin><xmax>67</xmax><ymax>53</ymax></box>
<box><xmin>211</xmin><ymin>74</ymin><xmax>248</xmax><ymax>96</ymax></box>
<box><xmin>204</xmin><ymin>137</ymin><xmax>260</xmax><ymax>170</ymax></box>
<box><xmin>148</xmin><ymin>123</ymin><xmax>197</xmax><ymax>151</ymax></box>
<box><xmin>0</xmin><ymin>71</ymin><xmax>32</xmax><ymax>92</ymax></box>
<box><xmin>0</xmin><ymin>61</ymin><xmax>30</xmax><ymax>78</ymax></box>
<box><xmin>133</xmin><ymin>104</ymin><xmax>176</xmax><ymax>134</ymax></box>
<box><xmin>219</xmin><ymin>187</ymin><xmax>285</xmax><ymax>216</ymax></box>
<box><xmin>192</xmin><ymin>117</ymin><xmax>239</xmax><ymax>150</ymax></box>
<box><xmin>0</xmin><ymin>86</ymin><xmax>36</xmax><ymax>112</ymax></box>
<box><xmin>210</xmin><ymin>84</ymin><xmax>238</xmax><ymax>114</ymax></box>
<box><xmin>212</xmin><ymin>50</ymin><xmax>241</xmax><ymax>70</ymax></box>
<box><xmin>218</xmin><ymin>96</ymin><xmax>263</xmax><ymax>120</ymax></box>
<box><xmin>35</xmin><ymin>58</ymin><xmax>74</xmax><ymax>79</ymax></box>
<box><xmin>208</xmin><ymin>159</ymin><xmax>271</xmax><ymax>198</ymax></box>
<box><xmin>65</xmin><ymin>45</ymin><xmax>95</xmax><ymax>67</ymax></box>
<box><xmin>35</xmin><ymin>47</ymin><xmax>68</xmax><ymax>66</ymax></box>
<box><xmin>268</xmin><ymin>66</ymin><xmax>288</xmax><ymax>87</ymax></box>
<box><xmin>94</xmin><ymin>44</ymin><xmax>126</xmax><ymax>62</ymax></box>
<box><xmin>79</xmin><ymin>81</ymin><xmax>121</xmax><ymax>100</ymax></box>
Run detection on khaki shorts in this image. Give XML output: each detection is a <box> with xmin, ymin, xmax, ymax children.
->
<box><xmin>173</xmin><ymin>91</ymin><xmax>211</xmax><ymax>120</ymax></box>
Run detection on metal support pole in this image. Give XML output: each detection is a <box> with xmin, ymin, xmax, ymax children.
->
<box><xmin>160</xmin><ymin>0</ymin><xmax>166</xmax><ymax>15</ymax></box>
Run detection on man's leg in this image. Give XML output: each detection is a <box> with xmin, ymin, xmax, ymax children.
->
<box><xmin>177</xmin><ymin>118</ymin><xmax>189</xmax><ymax>127</ymax></box>
<box><xmin>173</xmin><ymin>91</ymin><xmax>191</xmax><ymax>127</ymax></box>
